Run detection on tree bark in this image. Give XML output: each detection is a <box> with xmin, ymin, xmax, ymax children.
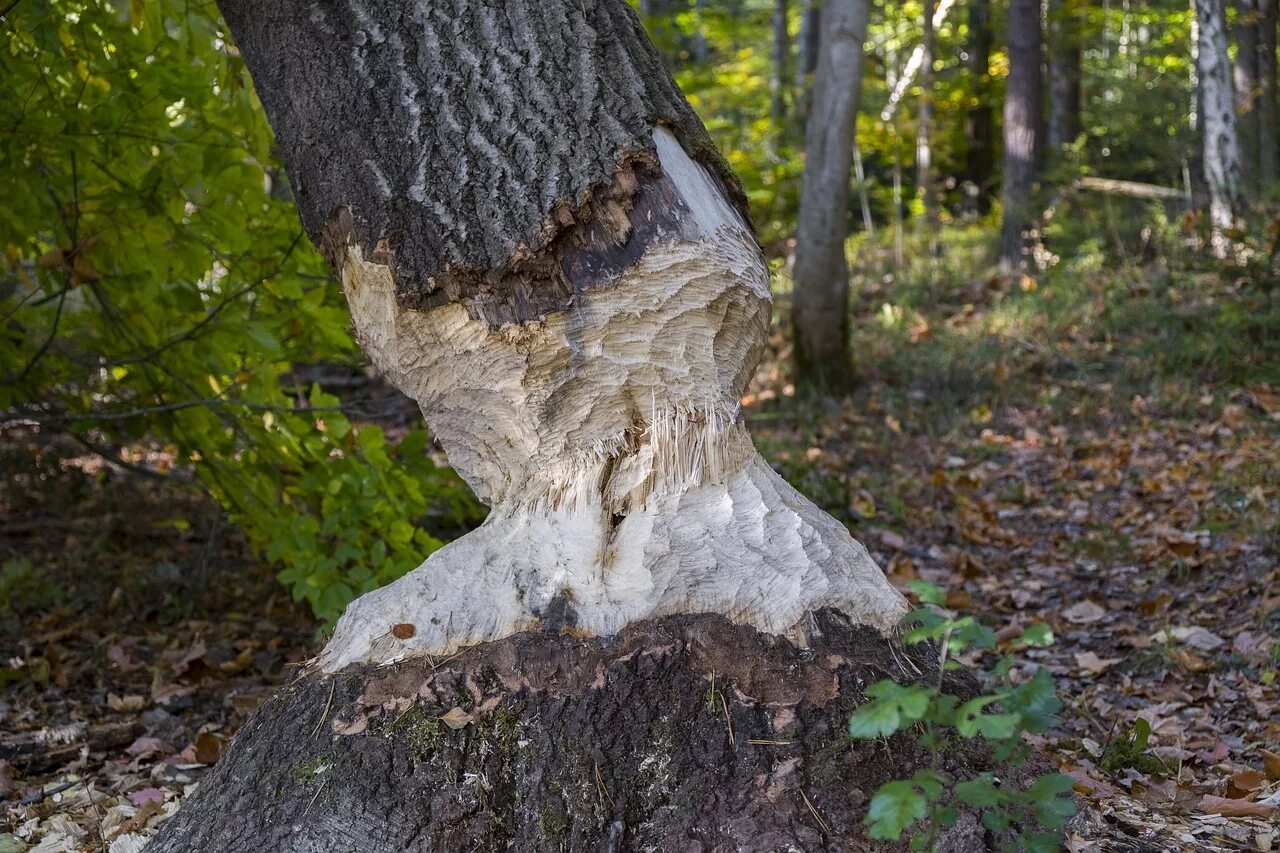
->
<box><xmin>918</xmin><ymin>0</ymin><xmax>940</xmax><ymax>233</ymax></box>
<box><xmin>1195</xmin><ymin>0</ymin><xmax>1245</xmax><ymax>256</ymax></box>
<box><xmin>1047</xmin><ymin>0</ymin><xmax>1084</xmax><ymax>151</ymax></box>
<box><xmin>792</xmin><ymin>0</ymin><xmax>870</xmax><ymax>392</ymax></box>
<box><xmin>771</xmin><ymin>0</ymin><xmax>792</xmax><ymax>149</ymax></box>
<box><xmin>147</xmin><ymin>612</ymin><xmax>1036</xmax><ymax>852</ymax></box>
<box><xmin>999</xmin><ymin>0</ymin><xmax>1044</xmax><ymax>270</ymax></box>
<box><xmin>1235</xmin><ymin>0</ymin><xmax>1263</xmax><ymax>188</ymax></box>
<box><xmin>1261</xmin><ymin>0</ymin><xmax>1279</xmax><ymax>186</ymax></box>
<box><xmin>794</xmin><ymin>0</ymin><xmax>821</xmax><ymax>133</ymax></box>
<box><xmin>964</xmin><ymin>0</ymin><xmax>996</xmax><ymax>215</ymax></box>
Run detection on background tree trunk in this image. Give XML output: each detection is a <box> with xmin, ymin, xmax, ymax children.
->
<box><xmin>771</xmin><ymin>0</ymin><xmax>792</xmax><ymax>149</ymax></box>
<box><xmin>1048</xmin><ymin>0</ymin><xmax>1084</xmax><ymax>151</ymax></box>
<box><xmin>965</xmin><ymin>0</ymin><xmax>996</xmax><ymax>214</ymax></box>
<box><xmin>794</xmin><ymin>0</ymin><xmax>821</xmax><ymax>138</ymax></box>
<box><xmin>1000</xmin><ymin>0</ymin><xmax>1044</xmax><ymax>269</ymax></box>
<box><xmin>1234</xmin><ymin>0</ymin><xmax>1263</xmax><ymax>189</ymax></box>
<box><xmin>918</xmin><ymin>0</ymin><xmax>940</xmax><ymax>234</ymax></box>
<box><xmin>1195</xmin><ymin>0</ymin><xmax>1245</xmax><ymax>255</ymax></box>
<box><xmin>792</xmin><ymin>0</ymin><xmax>870</xmax><ymax>392</ymax></box>
<box><xmin>1260</xmin><ymin>0</ymin><xmax>1279</xmax><ymax>186</ymax></box>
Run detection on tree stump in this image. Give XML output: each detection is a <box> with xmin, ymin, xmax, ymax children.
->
<box><xmin>148</xmin><ymin>611</ymin><xmax>1033</xmax><ymax>852</ymax></box>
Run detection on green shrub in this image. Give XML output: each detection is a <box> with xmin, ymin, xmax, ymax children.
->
<box><xmin>848</xmin><ymin>582</ymin><xmax>1077</xmax><ymax>850</ymax></box>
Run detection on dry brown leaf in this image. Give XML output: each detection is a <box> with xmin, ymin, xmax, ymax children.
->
<box><xmin>1074</xmin><ymin>651</ymin><xmax>1123</xmax><ymax>676</ymax></box>
<box><xmin>1226</xmin><ymin>768</ymin><xmax>1266</xmax><ymax>799</ymax></box>
<box><xmin>439</xmin><ymin>707</ymin><xmax>473</xmax><ymax>730</ymax></box>
<box><xmin>193</xmin><ymin>731</ymin><xmax>225</xmax><ymax>765</ymax></box>
<box><xmin>1065</xmin><ymin>600</ymin><xmax>1107</xmax><ymax>624</ymax></box>
<box><xmin>1198</xmin><ymin>794</ymin><xmax>1277</xmax><ymax>818</ymax></box>
<box><xmin>1260</xmin><ymin>749</ymin><xmax>1280</xmax><ymax>782</ymax></box>
<box><xmin>391</xmin><ymin>623</ymin><xmax>416</xmax><ymax>640</ymax></box>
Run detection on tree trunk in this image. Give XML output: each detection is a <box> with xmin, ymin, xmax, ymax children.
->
<box><xmin>1235</xmin><ymin>0</ymin><xmax>1263</xmax><ymax>188</ymax></box>
<box><xmin>792</xmin><ymin>0</ymin><xmax>870</xmax><ymax>392</ymax></box>
<box><xmin>1261</xmin><ymin>0</ymin><xmax>1279</xmax><ymax>186</ymax></box>
<box><xmin>1195</xmin><ymin>0</ymin><xmax>1245</xmax><ymax>255</ymax></box>
<box><xmin>918</xmin><ymin>0</ymin><xmax>940</xmax><ymax>233</ymax></box>
<box><xmin>794</xmin><ymin>0</ymin><xmax>821</xmax><ymax>137</ymax></box>
<box><xmin>999</xmin><ymin>0</ymin><xmax>1044</xmax><ymax>270</ymax></box>
<box><xmin>771</xmin><ymin>0</ymin><xmax>792</xmax><ymax>149</ymax></box>
<box><xmin>147</xmin><ymin>612</ymin><xmax>1031</xmax><ymax>852</ymax></box>
<box><xmin>965</xmin><ymin>0</ymin><xmax>996</xmax><ymax>215</ymax></box>
<box><xmin>1048</xmin><ymin>0</ymin><xmax>1084</xmax><ymax>151</ymax></box>
<box><xmin>146</xmin><ymin>0</ymin><xmax>953</xmax><ymax>845</ymax></box>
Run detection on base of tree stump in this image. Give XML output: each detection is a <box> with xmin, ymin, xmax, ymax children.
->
<box><xmin>147</xmin><ymin>611</ymin><xmax>1046</xmax><ymax>852</ymax></box>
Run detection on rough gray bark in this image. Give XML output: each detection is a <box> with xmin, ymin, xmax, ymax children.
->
<box><xmin>146</xmin><ymin>611</ymin><xmax>1031</xmax><ymax>852</ymax></box>
<box><xmin>1194</xmin><ymin>0</ymin><xmax>1245</xmax><ymax>255</ymax></box>
<box><xmin>964</xmin><ymin>0</ymin><xmax>996</xmax><ymax>215</ymax></box>
<box><xmin>999</xmin><ymin>0</ymin><xmax>1043</xmax><ymax>270</ymax></box>
<box><xmin>792</xmin><ymin>0</ymin><xmax>870</xmax><ymax>391</ymax></box>
<box><xmin>1047</xmin><ymin>0</ymin><xmax>1084</xmax><ymax>151</ymax></box>
<box><xmin>214</xmin><ymin>0</ymin><xmax>748</xmax><ymax>326</ymax></box>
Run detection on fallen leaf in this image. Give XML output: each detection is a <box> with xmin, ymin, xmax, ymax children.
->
<box><xmin>1151</xmin><ymin>626</ymin><xmax>1225</xmax><ymax>652</ymax></box>
<box><xmin>1074</xmin><ymin>651</ymin><xmax>1122</xmax><ymax>675</ymax></box>
<box><xmin>107</xmin><ymin>693</ymin><xmax>146</xmax><ymax>712</ymax></box>
<box><xmin>1065</xmin><ymin>600</ymin><xmax>1107</xmax><ymax>624</ymax></box>
<box><xmin>126</xmin><ymin>787</ymin><xmax>165</xmax><ymax>807</ymax></box>
<box><xmin>125</xmin><ymin>736</ymin><xmax>171</xmax><ymax>758</ymax></box>
<box><xmin>1198</xmin><ymin>794</ymin><xmax>1277</xmax><ymax>818</ymax></box>
<box><xmin>332</xmin><ymin>714</ymin><xmax>368</xmax><ymax>737</ymax></box>
<box><xmin>1260</xmin><ymin>749</ymin><xmax>1280</xmax><ymax>781</ymax></box>
<box><xmin>439</xmin><ymin>707</ymin><xmax>473</xmax><ymax>730</ymax></box>
<box><xmin>1226</xmin><ymin>768</ymin><xmax>1265</xmax><ymax>799</ymax></box>
<box><xmin>193</xmin><ymin>731</ymin><xmax>225</xmax><ymax>765</ymax></box>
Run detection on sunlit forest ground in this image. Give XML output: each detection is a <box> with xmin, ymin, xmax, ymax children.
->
<box><xmin>4</xmin><ymin>195</ymin><xmax>1278</xmax><ymax>848</ymax></box>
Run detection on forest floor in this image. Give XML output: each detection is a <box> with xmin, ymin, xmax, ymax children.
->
<box><xmin>1</xmin><ymin>234</ymin><xmax>1278</xmax><ymax>852</ymax></box>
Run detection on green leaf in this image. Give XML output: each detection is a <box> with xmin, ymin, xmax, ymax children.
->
<box><xmin>848</xmin><ymin>680</ymin><xmax>931</xmax><ymax>738</ymax></box>
<box><xmin>866</xmin><ymin>780</ymin><xmax>928</xmax><ymax>841</ymax></box>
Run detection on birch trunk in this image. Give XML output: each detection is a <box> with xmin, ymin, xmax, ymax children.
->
<box><xmin>792</xmin><ymin>0</ymin><xmax>870</xmax><ymax>391</ymax></box>
<box><xmin>142</xmin><ymin>2</ymin><xmax>949</xmax><ymax>847</ymax></box>
<box><xmin>1195</xmin><ymin>0</ymin><xmax>1245</xmax><ymax>256</ymax></box>
<box><xmin>999</xmin><ymin>0</ymin><xmax>1044</xmax><ymax>270</ymax></box>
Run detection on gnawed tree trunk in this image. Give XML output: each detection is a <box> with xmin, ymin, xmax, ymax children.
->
<box><xmin>792</xmin><ymin>0</ymin><xmax>870</xmax><ymax>392</ymax></box>
<box><xmin>1195</xmin><ymin>0</ymin><xmax>1245</xmax><ymax>256</ymax></box>
<box><xmin>999</xmin><ymin>0</ymin><xmax>1043</xmax><ymax>270</ymax></box>
<box><xmin>135</xmin><ymin>0</ymin><xmax>1026</xmax><ymax>848</ymax></box>
<box><xmin>148</xmin><ymin>4</ymin><xmax>1056</xmax><ymax>845</ymax></box>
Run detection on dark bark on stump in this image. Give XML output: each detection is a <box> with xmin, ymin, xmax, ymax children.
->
<box><xmin>147</xmin><ymin>612</ymin><xmax>1034</xmax><ymax>852</ymax></box>
<box><xmin>214</xmin><ymin>0</ymin><xmax>749</xmax><ymax>324</ymax></box>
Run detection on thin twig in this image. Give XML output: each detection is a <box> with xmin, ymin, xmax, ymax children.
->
<box><xmin>800</xmin><ymin>789</ymin><xmax>831</xmax><ymax>836</ymax></box>
<box><xmin>311</xmin><ymin>680</ymin><xmax>336</xmax><ymax>738</ymax></box>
